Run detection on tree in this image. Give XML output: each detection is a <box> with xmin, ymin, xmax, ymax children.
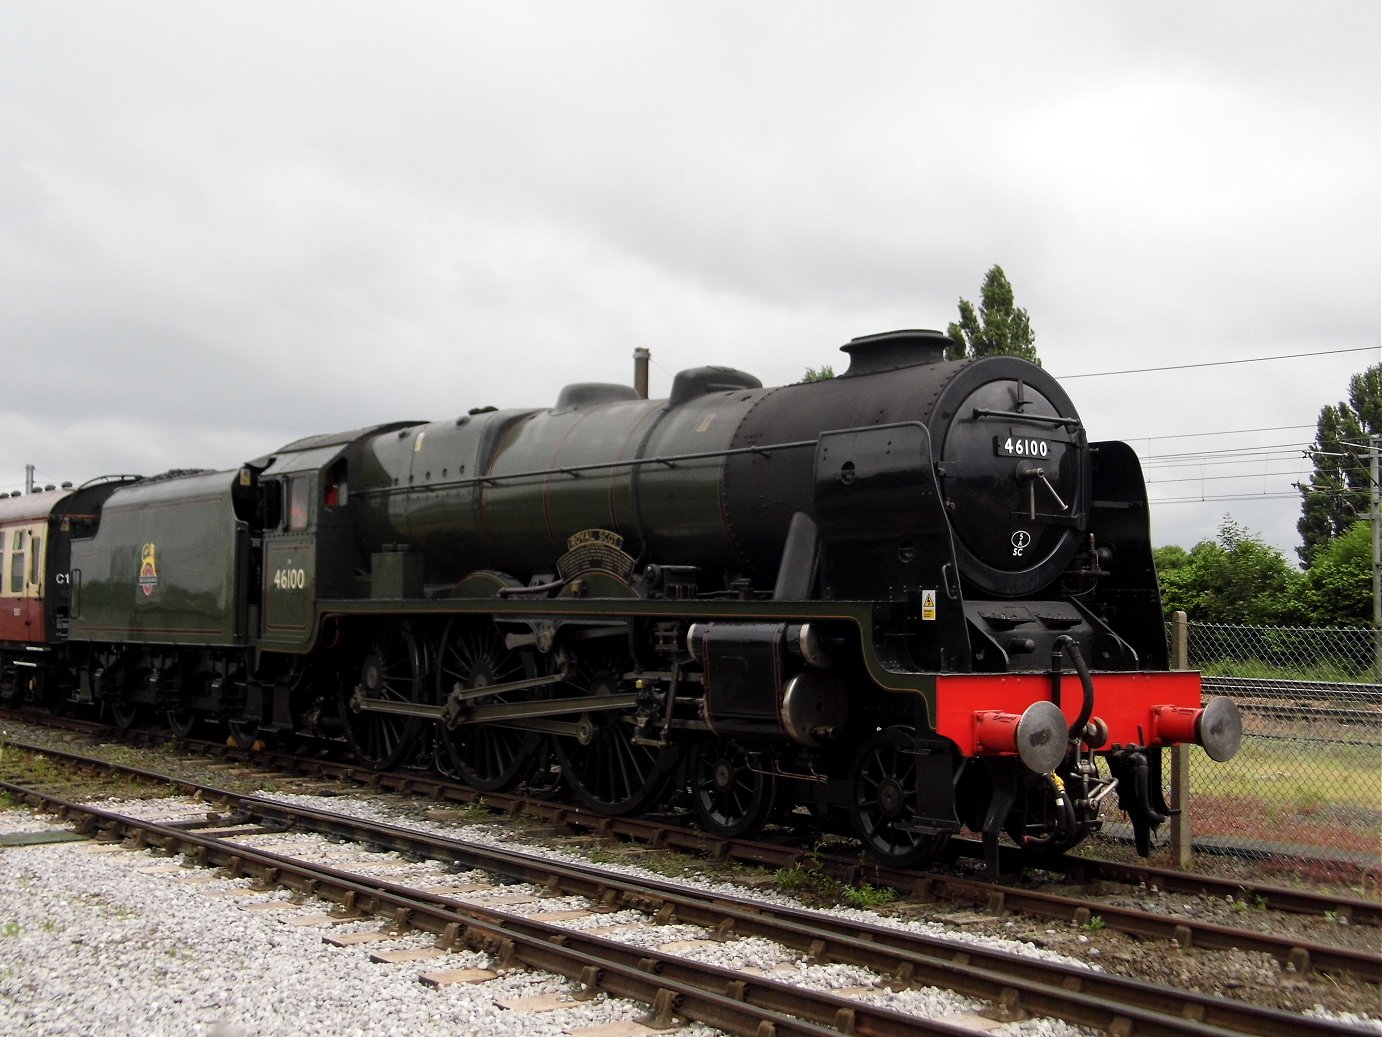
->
<box><xmin>801</xmin><ymin>365</ymin><xmax>835</xmax><ymax>382</ymax></box>
<box><xmin>1152</xmin><ymin>544</ymin><xmax>1191</xmax><ymax>573</ymax></box>
<box><xmin>1297</xmin><ymin>520</ymin><xmax>1374</xmax><ymax>627</ymax></box>
<box><xmin>1157</xmin><ymin>518</ymin><xmax>1305</xmax><ymax>624</ymax></box>
<box><xmin>945</xmin><ymin>265</ymin><xmax>1040</xmax><ymax>365</ymax></box>
<box><xmin>1296</xmin><ymin>364</ymin><xmax>1381</xmax><ymax>566</ymax></box>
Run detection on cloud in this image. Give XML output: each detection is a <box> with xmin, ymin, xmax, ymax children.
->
<box><xmin>0</xmin><ymin>2</ymin><xmax>1376</xmax><ymax>561</ymax></box>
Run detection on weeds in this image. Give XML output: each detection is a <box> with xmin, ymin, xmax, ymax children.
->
<box><xmin>772</xmin><ymin>862</ymin><xmax>811</xmax><ymax>890</ymax></box>
<box><xmin>841</xmin><ymin>883</ymin><xmax>897</xmax><ymax>908</ymax></box>
<box><xmin>583</xmin><ymin>844</ymin><xmax>617</xmax><ymax>864</ymax></box>
<box><xmin>770</xmin><ymin>858</ymin><xmax>899</xmax><ymax>911</ymax></box>
<box><xmin>461</xmin><ymin>798</ymin><xmax>494</xmax><ymax>821</ymax></box>
<box><xmin>643</xmin><ymin>851</ymin><xmax>697</xmax><ymax>878</ymax></box>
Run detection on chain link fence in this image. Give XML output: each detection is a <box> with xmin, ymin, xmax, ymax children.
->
<box><xmin>1156</xmin><ymin>620</ymin><xmax>1381</xmax><ymax>880</ymax></box>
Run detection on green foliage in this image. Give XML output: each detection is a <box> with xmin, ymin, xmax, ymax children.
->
<box><xmin>1295</xmin><ymin>520</ymin><xmax>1374</xmax><ymax>627</ymax></box>
<box><xmin>801</xmin><ymin>365</ymin><xmax>836</xmax><ymax>382</ymax></box>
<box><xmin>1152</xmin><ymin>544</ymin><xmax>1191</xmax><ymax>572</ymax></box>
<box><xmin>945</xmin><ymin>265</ymin><xmax>1041</xmax><ymax>365</ymax></box>
<box><xmin>1158</xmin><ymin>518</ymin><xmax>1305</xmax><ymax>624</ymax></box>
<box><xmin>1158</xmin><ymin>516</ymin><xmax>1373</xmax><ymax>628</ymax></box>
<box><xmin>772</xmin><ymin>861</ymin><xmax>812</xmax><ymax>889</ymax></box>
<box><xmin>841</xmin><ymin>883</ymin><xmax>897</xmax><ymax>908</ymax></box>
<box><xmin>1296</xmin><ymin>364</ymin><xmax>1380</xmax><ymax>566</ymax></box>
<box><xmin>461</xmin><ymin>797</ymin><xmax>494</xmax><ymax>820</ymax></box>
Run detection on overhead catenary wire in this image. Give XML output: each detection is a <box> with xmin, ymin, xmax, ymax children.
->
<box><xmin>1146</xmin><ymin>469</ymin><xmax>1311</xmax><ymax>485</ymax></box>
<box><xmin>1059</xmin><ymin>345</ymin><xmax>1378</xmax><ymax>379</ymax></box>
<box><xmin>1154</xmin><ymin>491</ymin><xmax>1302</xmax><ymax>504</ymax></box>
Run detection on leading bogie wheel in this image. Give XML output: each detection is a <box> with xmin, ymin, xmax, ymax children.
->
<box><xmin>849</xmin><ymin>726</ymin><xmax>951</xmax><ymax>868</ymax></box>
<box><xmin>689</xmin><ymin>738</ymin><xmax>777</xmax><ymax>839</ymax></box>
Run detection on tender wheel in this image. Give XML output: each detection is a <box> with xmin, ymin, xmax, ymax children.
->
<box><xmin>552</xmin><ymin>643</ymin><xmax>679</xmax><ymax>815</ymax></box>
<box><xmin>689</xmin><ymin>738</ymin><xmax>776</xmax><ymax>839</ymax></box>
<box><xmin>166</xmin><ymin>708</ymin><xmax>198</xmax><ymax>738</ymax></box>
<box><xmin>340</xmin><ymin>624</ymin><xmax>425</xmax><ymax>770</ymax></box>
<box><xmin>850</xmin><ymin>726</ymin><xmax>951</xmax><ymax>868</ymax></box>
<box><xmin>434</xmin><ymin>620</ymin><xmax>542</xmax><ymax>791</ymax></box>
<box><xmin>109</xmin><ymin>701</ymin><xmax>143</xmax><ymax>732</ymax></box>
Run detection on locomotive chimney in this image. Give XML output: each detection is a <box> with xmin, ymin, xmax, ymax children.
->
<box><xmin>633</xmin><ymin>347</ymin><xmax>650</xmax><ymax>399</ymax></box>
<box><xmin>839</xmin><ymin>329</ymin><xmax>949</xmax><ymax>377</ymax></box>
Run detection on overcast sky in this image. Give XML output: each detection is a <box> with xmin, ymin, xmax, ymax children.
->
<box><xmin>2</xmin><ymin>2</ymin><xmax>1378</xmax><ymax>563</ymax></box>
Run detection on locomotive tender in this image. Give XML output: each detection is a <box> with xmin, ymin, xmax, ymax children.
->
<box><xmin>0</xmin><ymin>329</ymin><xmax>1241</xmax><ymax>872</ymax></box>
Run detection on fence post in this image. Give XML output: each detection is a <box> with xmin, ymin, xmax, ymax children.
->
<box><xmin>1371</xmin><ymin>434</ymin><xmax>1380</xmax><ymax>680</ymax></box>
<box><xmin>1169</xmin><ymin>611</ymin><xmax>1192</xmax><ymax>868</ymax></box>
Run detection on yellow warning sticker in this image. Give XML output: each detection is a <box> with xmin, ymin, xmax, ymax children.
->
<box><xmin>921</xmin><ymin>589</ymin><xmax>937</xmax><ymax>621</ymax></box>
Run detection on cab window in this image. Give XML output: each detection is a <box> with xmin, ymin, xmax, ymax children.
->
<box><xmin>288</xmin><ymin>476</ymin><xmax>310</xmax><ymax>532</ymax></box>
<box><xmin>259</xmin><ymin>480</ymin><xmax>283</xmax><ymax>532</ymax></box>
<box><xmin>325</xmin><ymin>460</ymin><xmax>348</xmax><ymax>507</ymax></box>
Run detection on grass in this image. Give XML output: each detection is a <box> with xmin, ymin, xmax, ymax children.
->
<box><xmin>1185</xmin><ymin>735</ymin><xmax>1381</xmax><ymax>859</ymax></box>
<box><xmin>0</xmin><ymin>745</ymin><xmax>180</xmax><ymax>801</ymax></box>
<box><xmin>0</xmin><ymin>747</ymin><xmax>67</xmax><ymax>785</ymax></box>
<box><xmin>641</xmin><ymin>850</ymin><xmax>699</xmax><ymax>878</ymax></box>
<box><xmin>1189</xmin><ymin>738</ymin><xmax>1382</xmax><ymax>818</ymax></box>
<box><xmin>1198</xmin><ymin>657</ymin><xmax>1378</xmax><ymax>684</ymax></box>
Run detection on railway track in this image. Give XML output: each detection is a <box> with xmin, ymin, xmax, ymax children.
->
<box><xmin>1201</xmin><ymin>677</ymin><xmax>1382</xmax><ymax>708</ymax></box>
<box><xmin>3</xmin><ymin>711</ymin><xmax>1379</xmax><ymax>936</ymax></box>
<box><xmin>1</xmin><ymin>739</ymin><xmax>1378</xmax><ymax>1036</ymax></box>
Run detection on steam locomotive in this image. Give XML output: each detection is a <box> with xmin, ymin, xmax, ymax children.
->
<box><xmin>0</xmin><ymin>329</ymin><xmax>1240</xmax><ymax>873</ymax></box>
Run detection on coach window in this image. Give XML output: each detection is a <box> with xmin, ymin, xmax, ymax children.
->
<box><xmin>0</xmin><ymin>531</ymin><xmax>7</xmax><ymax>595</ymax></box>
<box><xmin>29</xmin><ymin>535</ymin><xmax>41</xmax><ymax>588</ymax></box>
<box><xmin>288</xmin><ymin>475</ymin><xmax>310</xmax><ymax>532</ymax></box>
<box><xmin>9</xmin><ymin>530</ymin><xmax>26</xmax><ymax>594</ymax></box>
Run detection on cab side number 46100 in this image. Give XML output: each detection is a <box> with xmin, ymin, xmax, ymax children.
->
<box><xmin>273</xmin><ymin>568</ymin><xmax>307</xmax><ymax>591</ymax></box>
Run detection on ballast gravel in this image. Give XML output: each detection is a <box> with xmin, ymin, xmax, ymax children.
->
<box><xmin>0</xmin><ymin>794</ymin><xmax>1128</xmax><ymax>1036</ymax></box>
